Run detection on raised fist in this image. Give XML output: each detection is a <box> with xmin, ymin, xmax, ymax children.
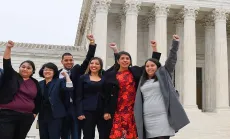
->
<box><xmin>61</xmin><ymin>71</ymin><xmax>69</xmax><ymax>77</ymax></box>
<box><xmin>87</xmin><ymin>34</ymin><xmax>94</xmax><ymax>41</ymax></box>
<box><xmin>150</xmin><ymin>40</ymin><xmax>157</xmax><ymax>48</ymax></box>
<box><xmin>6</xmin><ymin>40</ymin><xmax>14</xmax><ymax>48</ymax></box>
<box><xmin>109</xmin><ymin>43</ymin><xmax>118</xmax><ymax>53</ymax></box>
<box><xmin>173</xmin><ymin>34</ymin><xmax>179</xmax><ymax>41</ymax></box>
<box><xmin>109</xmin><ymin>43</ymin><xmax>117</xmax><ymax>49</ymax></box>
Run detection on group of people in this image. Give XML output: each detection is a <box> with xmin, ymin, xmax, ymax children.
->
<box><xmin>0</xmin><ymin>34</ymin><xmax>190</xmax><ymax>139</ymax></box>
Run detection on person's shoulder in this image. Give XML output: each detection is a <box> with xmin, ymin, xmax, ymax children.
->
<box><xmin>72</xmin><ymin>64</ymin><xmax>81</xmax><ymax>70</ymax></box>
<box><xmin>80</xmin><ymin>74</ymin><xmax>89</xmax><ymax>79</ymax></box>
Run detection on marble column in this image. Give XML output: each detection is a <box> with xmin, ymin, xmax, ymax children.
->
<box><xmin>154</xmin><ymin>3</ymin><xmax>170</xmax><ymax>63</ymax></box>
<box><xmin>119</xmin><ymin>13</ymin><xmax>126</xmax><ymax>51</ymax></box>
<box><xmin>182</xmin><ymin>6</ymin><xmax>199</xmax><ymax>109</ymax></box>
<box><xmin>174</xmin><ymin>16</ymin><xmax>184</xmax><ymax>103</ymax></box>
<box><xmin>203</xmin><ymin>17</ymin><xmax>216</xmax><ymax>112</ymax></box>
<box><xmin>94</xmin><ymin>0</ymin><xmax>111</xmax><ymax>68</ymax></box>
<box><xmin>123</xmin><ymin>0</ymin><xmax>140</xmax><ymax>65</ymax></box>
<box><xmin>213</xmin><ymin>9</ymin><xmax>230</xmax><ymax>111</ymax></box>
<box><xmin>148</xmin><ymin>14</ymin><xmax>155</xmax><ymax>58</ymax></box>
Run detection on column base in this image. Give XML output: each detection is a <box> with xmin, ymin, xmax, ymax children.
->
<box><xmin>215</xmin><ymin>107</ymin><xmax>230</xmax><ymax>113</ymax></box>
<box><xmin>183</xmin><ymin>105</ymin><xmax>201</xmax><ymax>112</ymax></box>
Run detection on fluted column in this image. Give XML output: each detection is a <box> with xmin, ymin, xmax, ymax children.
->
<box><xmin>148</xmin><ymin>14</ymin><xmax>155</xmax><ymax>58</ymax></box>
<box><xmin>182</xmin><ymin>6</ymin><xmax>199</xmax><ymax>109</ymax></box>
<box><xmin>94</xmin><ymin>0</ymin><xmax>111</xmax><ymax>67</ymax></box>
<box><xmin>119</xmin><ymin>13</ymin><xmax>126</xmax><ymax>51</ymax></box>
<box><xmin>174</xmin><ymin>16</ymin><xmax>184</xmax><ymax>103</ymax></box>
<box><xmin>154</xmin><ymin>3</ymin><xmax>170</xmax><ymax>63</ymax></box>
<box><xmin>123</xmin><ymin>0</ymin><xmax>141</xmax><ymax>65</ymax></box>
<box><xmin>213</xmin><ymin>9</ymin><xmax>230</xmax><ymax>111</ymax></box>
<box><xmin>203</xmin><ymin>16</ymin><xmax>216</xmax><ymax>112</ymax></box>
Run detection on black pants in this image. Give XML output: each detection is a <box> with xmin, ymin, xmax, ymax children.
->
<box><xmin>39</xmin><ymin>117</ymin><xmax>63</xmax><ymax>139</ymax></box>
<box><xmin>0</xmin><ymin>109</ymin><xmax>35</xmax><ymax>139</ymax></box>
<box><xmin>80</xmin><ymin>110</ymin><xmax>106</xmax><ymax>139</ymax></box>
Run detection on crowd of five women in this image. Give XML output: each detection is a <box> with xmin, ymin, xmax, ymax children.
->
<box><xmin>0</xmin><ymin>34</ymin><xmax>189</xmax><ymax>139</ymax></box>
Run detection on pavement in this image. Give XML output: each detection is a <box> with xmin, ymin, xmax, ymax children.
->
<box><xmin>27</xmin><ymin>109</ymin><xmax>230</xmax><ymax>139</ymax></box>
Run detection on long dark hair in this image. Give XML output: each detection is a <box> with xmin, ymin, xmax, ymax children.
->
<box><xmin>140</xmin><ymin>58</ymin><xmax>161</xmax><ymax>86</ymax></box>
<box><xmin>114</xmin><ymin>51</ymin><xmax>132</xmax><ymax>71</ymax></box>
<box><xmin>85</xmin><ymin>57</ymin><xmax>103</xmax><ymax>77</ymax></box>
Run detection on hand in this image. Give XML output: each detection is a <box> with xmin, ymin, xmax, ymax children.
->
<box><xmin>87</xmin><ymin>34</ymin><xmax>95</xmax><ymax>42</ymax></box>
<box><xmin>150</xmin><ymin>40</ymin><xmax>157</xmax><ymax>52</ymax></box>
<box><xmin>104</xmin><ymin>113</ymin><xmax>111</xmax><ymax>120</ymax></box>
<box><xmin>173</xmin><ymin>34</ymin><xmax>179</xmax><ymax>41</ymax></box>
<box><xmin>6</xmin><ymin>40</ymin><xmax>14</xmax><ymax>48</ymax></box>
<box><xmin>78</xmin><ymin>115</ymin><xmax>86</xmax><ymax>120</ymax></box>
<box><xmin>109</xmin><ymin>43</ymin><xmax>118</xmax><ymax>53</ymax></box>
<box><xmin>61</xmin><ymin>71</ymin><xmax>69</xmax><ymax>77</ymax></box>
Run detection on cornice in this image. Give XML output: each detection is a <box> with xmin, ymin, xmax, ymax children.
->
<box><xmin>75</xmin><ymin>0</ymin><xmax>93</xmax><ymax>46</ymax></box>
<box><xmin>0</xmin><ymin>41</ymin><xmax>85</xmax><ymax>58</ymax></box>
<box><xmin>142</xmin><ymin>0</ymin><xmax>230</xmax><ymax>9</ymax></box>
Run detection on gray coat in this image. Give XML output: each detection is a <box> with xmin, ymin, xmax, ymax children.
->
<box><xmin>134</xmin><ymin>40</ymin><xmax>190</xmax><ymax>139</ymax></box>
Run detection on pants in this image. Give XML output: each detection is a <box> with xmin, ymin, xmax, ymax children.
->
<box><xmin>80</xmin><ymin>110</ymin><xmax>106</xmax><ymax>139</ymax></box>
<box><xmin>0</xmin><ymin>109</ymin><xmax>35</xmax><ymax>139</ymax></box>
<box><xmin>61</xmin><ymin>114</ymin><xmax>79</xmax><ymax>139</ymax></box>
<box><xmin>39</xmin><ymin>118</ymin><xmax>63</xmax><ymax>139</ymax></box>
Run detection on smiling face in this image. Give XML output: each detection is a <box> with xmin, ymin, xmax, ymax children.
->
<box><xmin>43</xmin><ymin>67</ymin><xmax>54</xmax><ymax>79</ymax></box>
<box><xmin>61</xmin><ymin>55</ymin><xmax>74</xmax><ymax>70</ymax></box>
<box><xmin>145</xmin><ymin>60</ymin><xmax>158</xmax><ymax>78</ymax></box>
<box><xmin>89</xmin><ymin>59</ymin><xmax>102</xmax><ymax>74</ymax></box>
<box><xmin>117</xmin><ymin>54</ymin><xmax>131</xmax><ymax>69</ymax></box>
<box><xmin>19</xmin><ymin>62</ymin><xmax>34</xmax><ymax>78</ymax></box>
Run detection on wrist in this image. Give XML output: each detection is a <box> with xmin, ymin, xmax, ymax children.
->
<box><xmin>90</xmin><ymin>40</ymin><xmax>95</xmax><ymax>44</ymax></box>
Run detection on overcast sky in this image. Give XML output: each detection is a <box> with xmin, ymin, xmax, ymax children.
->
<box><xmin>0</xmin><ymin>0</ymin><xmax>83</xmax><ymax>45</ymax></box>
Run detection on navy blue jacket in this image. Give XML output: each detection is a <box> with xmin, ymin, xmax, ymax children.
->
<box><xmin>76</xmin><ymin>74</ymin><xmax>105</xmax><ymax>116</ymax></box>
<box><xmin>39</xmin><ymin>78</ymin><xmax>73</xmax><ymax>118</ymax></box>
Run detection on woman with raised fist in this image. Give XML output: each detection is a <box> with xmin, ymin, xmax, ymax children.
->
<box><xmin>134</xmin><ymin>35</ymin><xmax>190</xmax><ymax>139</ymax></box>
<box><xmin>103</xmin><ymin>41</ymin><xmax>161</xmax><ymax>139</ymax></box>
<box><xmin>0</xmin><ymin>40</ymin><xmax>42</xmax><ymax>139</ymax></box>
<box><xmin>76</xmin><ymin>43</ymin><xmax>119</xmax><ymax>139</ymax></box>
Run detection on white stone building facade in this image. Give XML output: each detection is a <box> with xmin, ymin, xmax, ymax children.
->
<box><xmin>76</xmin><ymin>0</ymin><xmax>230</xmax><ymax>113</ymax></box>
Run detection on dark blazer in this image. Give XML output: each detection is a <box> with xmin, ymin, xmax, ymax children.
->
<box><xmin>103</xmin><ymin>52</ymin><xmax>161</xmax><ymax>137</ymax></box>
<box><xmin>0</xmin><ymin>59</ymin><xmax>42</xmax><ymax>114</ymax></box>
<box><xmin>76</xmin><ymin>74</ymin><xmax>105</xmax><ymax>116</ymax></box>
<box><xmin>134</xmin><ymin>40</ymin><xmax>190</xmax><ymax>139</ymax></box>
<box><xmin>0</xmin><ymin>68</ymin><xmax>3</xmax><ymax>88</ymax></box>
<box><xmin>58</xmin><ymin>44</ymin><xmax>96</xmax><ymax>105</ymax></box>
<box><xmin>39</xmin><ymin>78</ymin><xmax>74</xmax><ymax>118</ymax></box>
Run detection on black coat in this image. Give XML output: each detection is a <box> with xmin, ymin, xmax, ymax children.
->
<box><xmin>58</xmin><ymin>44</ymin><xmax>97</xmax><ymax>106</ymax></box>
<box><xmin>103</xmin><ymin>52</ymin><xmax>161</xmax><ymax>137</ymax></box>
<box><xmin>39</xmin><ymin>78</ymin><xmax>74</xmax><ymax>118</ymax></box>
<box><xmin>0</xmin><ymin>58</ymin><xmax>42</xmax><ymax>114</ymax></box>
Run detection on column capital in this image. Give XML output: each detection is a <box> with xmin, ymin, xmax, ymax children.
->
<box><xmin>95</xmin><ymin>0</ymin><xmax>111</xmax><ymax>13</ymax></box>
<box><xmin>148</xmin><ymin>13</ymin><xmax>155</xmax><ymax>25</ymax></box>
<box><xmin>123</xmin><ymin>0</ymin><xmax>141</xmax><ymax>16</ymax></box>
<box><xmin>154</xmin><ymin>3</ymin><xmax>170</xmax><ymax>17</ymax></box>
<box><xmin>212</xmin><ymin>9</ymin><xmax>229</xmax><ymax>21</ymax></box>
<box><xmin>201</xmin><ymin>15</ymin><xmax>215</xmax><ymax>28</ymax></box>
<box><xmin>182</xmin><ymin>6</ymin><xmax>199</xmax><ymax>20</ymax></box>
<box><xmin>174</xmin><ymin>14</ymin><xmax>184</xmax><ymax>26</ymax></box>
